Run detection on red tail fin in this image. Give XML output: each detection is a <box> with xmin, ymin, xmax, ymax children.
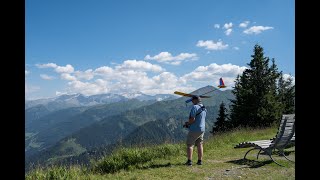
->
<box><xmin>218</xmin><ymin>78</ymin><xmax>226</xmax><ymax>88</ymax></box>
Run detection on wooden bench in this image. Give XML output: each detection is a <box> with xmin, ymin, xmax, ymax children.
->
<box><xmin>234</xmin><ymin>114</ymin><xmax>295</xmax><ymax>166</ymax></box>
<box><xmin>270</xmin><ymin>132</ymin><xmax>295</xmax><ymax>148</ymax></box>
<box><xmin>289</xmin><ymin>133</ymin><xmax>295</xmax><ymax>146</ymax></box>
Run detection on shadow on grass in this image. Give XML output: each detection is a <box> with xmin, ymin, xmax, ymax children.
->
<box><xmin>139</xmin><ymin>162</ymin><xmax>173</xmax><ymax>170</ymax></box>
<box><xmin>226</xmin><ymin>158</ymin><xmax>273</xmax><ymax>168</ymax></box>
<box><xmin>138</xmin><ymin>161</ymin><xmax>196</xmax><ymax>170</ymax></box>
<box><xmin>280</xmin><ymin>150</ymin><xmax>295</xmax><ymax>156</ymax></box>
<box><xmin>259</xmin><ymin>150</ymin><xmax>295</xmax><ymax>156</ymax></box>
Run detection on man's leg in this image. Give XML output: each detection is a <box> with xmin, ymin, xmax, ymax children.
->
<box><xmin>187</xmin><ymin>145</ymin><xmax>193</xmax><ymax>160</ymax></box>
<box><xmin>186</xmin><ymin>132</ymin><xmax>196</xmax><ymax>165</ymax></box>
<box><xmin>197</xmin><ymin>142</ymin><xmax>203</xmax><ymax>161</ymax></box>
<box><xmin>196</xmin><ymin>132</ymin><xmax>204</xmax><ymax>165</ymax></box>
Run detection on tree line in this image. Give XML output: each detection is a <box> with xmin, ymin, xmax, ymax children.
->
<box><xmin>211</xmin><ymin>44</ymin><xmax>295</xmax><ymax>134</ymax></box>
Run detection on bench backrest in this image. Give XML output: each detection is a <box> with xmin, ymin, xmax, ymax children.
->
<box><xmin>272</xmin><ymin>114</ymin><xmax>295</xmax><ymax>149</ymax></box>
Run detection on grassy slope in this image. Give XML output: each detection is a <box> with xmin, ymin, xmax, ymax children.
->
<box><xmin>26</xmin><ymin>126</ymin><xmax>295</xmax><ymax>180</ymax></box>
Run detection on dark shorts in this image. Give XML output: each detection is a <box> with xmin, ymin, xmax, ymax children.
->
<box><xmin>186</xmin><ymin>131</ymin><xmax>204</xmax><ymax>148</ymax></box>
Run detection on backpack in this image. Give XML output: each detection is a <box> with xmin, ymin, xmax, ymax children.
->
<box><xmin>195</xmin><ymin>104</ymin><xmax>206</xmax><ymax>117</ymax></box>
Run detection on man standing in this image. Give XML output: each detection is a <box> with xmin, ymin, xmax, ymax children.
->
<box><xmin>184</xmin><ymin>95</ymin><xmax>207</xmax><ymax>166</ymax></box>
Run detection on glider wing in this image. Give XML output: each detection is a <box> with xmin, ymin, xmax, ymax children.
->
<box><xmin>174</xmin><ymin>91</ymin><xmax>211</xmax><ymax>98</ymax></box>
<box><xmin>174</xmin><ymin>91</ymin><xmax>193</xmax><ymax>97</ymax></box>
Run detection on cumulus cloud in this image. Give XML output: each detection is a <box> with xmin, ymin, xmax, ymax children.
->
<box><xmin>243</xmin><ymin>26</ymin><xmax>274</xmax><ymax>34</ymax></box>
<box><xmin>34</xmin><ymin>60</ymin><xmax>251</xmax><ymax>97</ymax></box>
<box><xmin>40</xmin><ymin>74</ymin><xmax>55</xmax><ymax>80</ymax></box>
<box><xmin>66</xmin><ymin>61</ymin><xmax>167</xmax><ymax>95</ymax></box>
<box><xmin>94</xmin><ymin>66</ymin><xmax>114</xmax><ymax>75</ymax></box>
<box><xmin>233</xmin><ymin>47</ymin><xmax>240</xmax><ymax>50</ymax></box>
<box><xmin>61</xmin><ymin>61</ymin><xmax>290</xmax><ymax>97</ymax></box>
<box><xmin>36</xmin><ymin>63</ymin><xmax>74</xmax><ymax>73</ymax></box>
<box><xmin>45</xmin><ymin>64</ymin><xmax>186</xmax><ymax>96</ymax></box>
<box><xmin>239</xmin><ymin>21</ymin><xmax>250</xmax><ymax>28</ymax></box>
<box><xmin>25</xmin><ymin>70</ymin><xmax>29</xmax><ymax>75</ymax></box>
<box><xmin>181</xmin><ymin>63</ymin><xmax>247</xmax><ymax>89</ymax></box>
<box><xmin>36</xmin><ymin>63</ymin><xmax>58</xmax><ymax>68</ymax></box>
<box><xmin>116</xmin><ymin>60</ymin><xmax>164</xmax><ymax>72</ymax></box>
<box><xmin>225</xmin><ymin>29</ymin><xmax>232</xmax><ymax>36</ymax></box>
<box><xmin>54</xmin><ymin>64</ymin><xmax>74</xmax><ymax>73</ymax></box>
<box><xmin>56</xmin><ymin>91</ymin><xmax>68</xmax><ymax>96</ymax></box>
<box><xmin>223</xmin><ymin>22</ymin><xmax>233</xmax><ymax>29</ymax></box>
<box><xmin>196</xmin><ymin>40</ymin><xmax>228</xmax><ymax>50</ymax></box>
<box><xmin>222</xmin><ymin>22</ymin><xmax>233</xmax><ymax>36</ymax></box>
<box><xmin>214</xmin><ymin>24</ymin><xmax>220</xmax><ymax>29</ymax></box>
<box><xmin>67</xmin><ymin>80</ymin><xmax>109</xmax><ymax>96</ymax></box>
<box><xmin>61</xmin><ymin>73</ymin><xmax>77</xmax><ymax>81</ymax></box>
<box><xmin>74</xmin><ymin>69</ymin><xmax>94</xmax><ymax>80</ymax></box>
<box><xmin>145</xmin><ymin>52</ymin><xmax>198</xmax><ymax>65</ymax></box>
<box><xmin>141</xmin><ymin>72</ymin><xmax>192</xmax><ymax>95</ymax></box>
<box><xmin>283</xmin><ymin>73</ymin><xmax>295</xmax><ymax>85</ymax></box>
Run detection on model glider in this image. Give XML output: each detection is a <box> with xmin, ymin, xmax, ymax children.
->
<box><xmin>174</xmin><ymin>78</ymin><xmax>227</xmax><ymax>103</ymax></box>
<box><xmin>217</xmin><ymin>77</ymin><xmax>226</xmax><ymax>88</ymax></box>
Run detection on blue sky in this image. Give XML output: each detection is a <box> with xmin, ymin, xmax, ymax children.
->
<box><xmin>25</xmin><ymin>0</ymin><xmax>295</xmax><ymax>100</ymax></box>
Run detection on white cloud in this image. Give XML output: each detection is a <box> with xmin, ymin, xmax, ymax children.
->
<box><xmin>223</xmin><ymin>22</ymin><xmax>233</xmax><ymax>29</ymax></box>
<box><xmin>283</xmin><ymin>74</ymin><xmax>295</xmax><ymax>85</ymax></box>
<box><xmin>145</xmin><ymin>52</ymin><xmax>198</xmax><ymax>65</ymax></box>
<box><xmin>175</xmin><ymin>53</ymin><xmax>198</xmax><ymax>61</ymax></box>
<box><xmin>56</xmin><ymin>91</ymin><xmax>68</xmax><ymax>96</ymax></box>
<box><xmin>243</xmin><ymin>26</ymin><xmax>274</xmax><ymax>34</ymax></box>
<box><xmin>239</xmin><ymin>21</ymin><xmax>250</xmax><ymax>28</ymax></box>
<box><xmin>58</xmin><ymin>66</ymin><xmax>189</xmax><ymax>96</ymax></box>
<box><xmin>74</xmin><ymin>69</ymin><xmax>94</xmax><ymax>80</ymax></box>
<box><xmin>214</xmin><ymin>24</ymin><xmax>220</xmax><ymax>29</ymax></box>
<box><xmin>61</xmin><ymin>73</ymin><xmax>77</xmax><ymax>81</ymax></box>
<box><xmin>94</xmin><ymin>66</ymin><xmax>114</xmax><ymax>75</ymax></box>
<box><xmin>222</xmin><ymin>22</ymin><xmax>233</xmax><ymax>36</ymax></box>
<box><xmin>139</xmin><ymin>72</ymin><xmax>188</xmax><ymax>94</ymax></box>
<box><xmin>196</xmin><ymin>40</ymin><xmax>229</xmax><ymax>50</ymax></box>
<box><xmin>225</xmin><ymin>29</ymin><xmax>232</xmax><ymax>36</ymax></box>
<box><xmin>55</xmin><ymin>64</ymin><xmax>74</xmax><ymax>73</ymax></box>
<box><xmin>116</xmin><ymin>60</ymin><xmax>164</xmax><ymax>72</ymax></box>
<box><xmin>233</xmin><ymin>47</ymin><xmax>240</xmax><ymax>50</ymax></box>
<box><xmin>33</xmin><ymin>61</ymin><xmax>250</xmax><ymax>97</ymax></box>
<box><xmin>94</xmin><ymin>63</ymin><xmax>146</xmax><ymax>82</ymax></box>
<box><xmin>67</xmin><ymin>80</ymin><xmax>109</xmax><ymax>96</ymax></box>
<box><xmin>36</xmin><ymin>63</ymin><xmax>74</xmax><ymax>73</ymax></box>
<box><xmin>181</xmin><ymin>63</ymin><xmax>247</xmax><ymax>89</ymax></box>
<box><xmin>40</xmin><ymin>74</ymin><xmax>55</xmax><ymax>80</ymax></box>
<box><xmin>25</xmin><ymin>70</ymin><xmax>29</xmax><ymax>75</ymax></box>
<box><xmin>36</xmin><ymin>63</ymin><xmax>58</xmax><ymax>68</ymax></box>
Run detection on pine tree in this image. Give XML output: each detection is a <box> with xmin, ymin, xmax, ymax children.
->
<box><xmin>229</xmin><ymin>44</ymin><xmax>282</xmax><ymax>128</ymax></box>
<box><xmin>211</xmin><ymin>101</ymin><xmax>229</xmax><ymax>134</ymax></box>
<box><xmin>277</xmin><ymin>72</ymin><xmax>295</xmax><ymax>114</ymax></box>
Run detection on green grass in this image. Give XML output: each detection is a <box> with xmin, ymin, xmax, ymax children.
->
<box><xmin>26</xmin><ymin>126</ymin><xmax>295</xmax><ymax>180</ymax></box>
<box><xmin>45</xmin><ymin>138</ymin><xmax>87</xmax><ymax>165</ymax></box>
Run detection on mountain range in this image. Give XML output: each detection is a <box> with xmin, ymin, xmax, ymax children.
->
<box><xmin>25</xmin><ymin>87</ymin><xmax>234</xmax><ymax>170</ymax></box>
<box><xmin>25</xmin><ymin>92</ymin><xmax>177</xmax><ymax>111</ymax></box>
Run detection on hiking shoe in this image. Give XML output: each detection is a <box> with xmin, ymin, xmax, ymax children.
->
<box><xmin>185</xmin><ymin>160</ymin><xmax>192</xmax><ymax>166</ymax></box>
<box><xmin>197</xmin><ymin>160</ymin><xmax>202</xmax><ymax>165</ymax></box>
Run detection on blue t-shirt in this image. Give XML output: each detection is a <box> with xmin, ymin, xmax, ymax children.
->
<box><xmin>189</xmin><ymin>103</ymin><xmax>206</xmax><ymax>132</ymax></box>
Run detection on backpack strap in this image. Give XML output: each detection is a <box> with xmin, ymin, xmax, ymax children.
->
<box><xmin>195</xmin><ymin>104</ymin><xmax>206</xmax><ymax>117</ymax></box>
